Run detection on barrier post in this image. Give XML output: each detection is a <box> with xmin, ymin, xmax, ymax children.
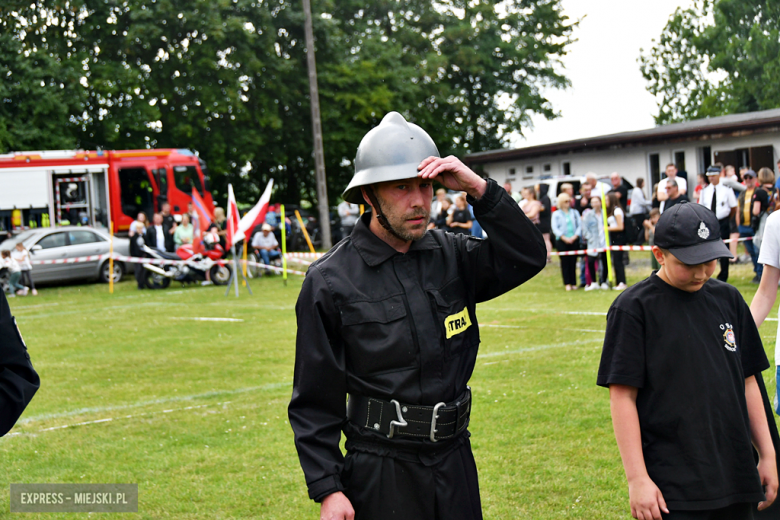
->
<box><xmin>281</xmin><ymin>205</ymin><xmax>288</xmax><ymax>286</ymax></box>
<box><xmin>294</xmin><ymin>209</ymin><xmax>316</xmax><ymax>253</ymax></box>
<box><xmin>109</xmin><ymin>222</ymin><xmax>114</xmax><ymax>294</ymax></box>
<box><xmin>600</xmin><ymin>186</ymin><xmax>615</xmax><ymax>286</ymax></box>
<box><xmin>242</xmin><ymin>239</ymin><xmax>248</xmax><ymax>287</ymax></box>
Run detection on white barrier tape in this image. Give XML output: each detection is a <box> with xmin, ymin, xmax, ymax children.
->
<box><xmin>243</xmin><ymin>260</ymin><xmax>307</xmax><ymax>276</ymax></box>
<box><xmin>285</xmin><ymin>252</ymin><xmax>324</xmax><ymax>259</ymax></box>
<box><xmin>551</xmin><ymin>236</ymin><xmax>754</xmax><ymax>257</ymax></box>
<box><xmin>30</xmin><ymin>254</ymin><xmax>107</xmax><ymax>266</ymax></box>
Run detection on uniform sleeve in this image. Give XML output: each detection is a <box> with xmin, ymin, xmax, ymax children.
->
<box><xmin>736</xmin><ymin>296</ymin><xmax>770</xmax><ymax>378</ymax></box>
<box><xmin>460</xmin><ymin>179</ymin><xmax>547</xmax><ymax>303</ymax></box>
<box><xmin>288</xmin><ymin>267</ymin><xmax>348</xmax><ymax>502</ymax></box>
<box><xmin>597</xmin><ymin>307</ymin><xmax>646</xmax><ymax>388</ymax></box>
<box><xmin>0</xmin><ymin>291</ymin><xmax>40</xmax><ymax>436</ymax></box>
<box><xmin>758</xmin><ymin>214</ymin><xmax>780</xmax><ymax>269</ymax></box>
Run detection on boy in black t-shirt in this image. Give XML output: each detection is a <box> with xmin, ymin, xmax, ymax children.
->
<box><xmin>598</xmin><ymin>202</ymin><xmax>778</xmax><ymax>520</ymax></box>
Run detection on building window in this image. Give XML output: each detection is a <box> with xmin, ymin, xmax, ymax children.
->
<box><xmin>674</xmin><ymin>151</ymin><xmax>686</xmax><ymax>173</ymax></box>
<box><xmin>509</xmin><ymin>168</ymin><xmax>516</xmax><ymax>176</ymax></box>
<box><xmin>523</xmin><ymin>166</ymin><xmax>534</xmax><ymax>180</ymax></box>
<box><xmin>543</xmin><ymin>163</ymin><xmax>551</xmax><ymax>172</ymax></box>
<box><xmin>562</xmin><ymin>162</ymin><xmax>571</xmax><ymax>176</ymax></box>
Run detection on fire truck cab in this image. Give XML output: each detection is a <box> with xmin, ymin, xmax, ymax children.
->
<box><xmin>0</xmin><ymin>148</ymin><xmax>214</xmax><ymax>234</ymax></box>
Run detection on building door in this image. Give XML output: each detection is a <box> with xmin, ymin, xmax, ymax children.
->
<box><xmin>713</xmin><ymin>150</ymin><xmax>737</xmax><ymax>168</ymax></box>
<box><xmin>649</xmin><ymin>153</ymin><xmax>661</xmax><ymax>187</ymax></box>
<box><xmin>750</xmin><ymin>146</ymin><xmax>775</xmax><ymax>172</ymax></box>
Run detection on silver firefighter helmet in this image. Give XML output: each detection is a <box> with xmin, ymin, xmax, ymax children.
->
<box><xmin>341</xmin><ymin>111</ymin><xmax>440</xmax><ymax>204</ymax></box>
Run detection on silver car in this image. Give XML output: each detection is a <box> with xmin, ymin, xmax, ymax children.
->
<box><xmin>0</xmin><ymin>226</ymin><xmax>130</xmax><ymax>285</ymax></box>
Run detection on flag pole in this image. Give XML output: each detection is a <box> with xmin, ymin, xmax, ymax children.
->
<box><xmin>242</xmin><ymin>239</ymin><xmax>248</xmax><ymax>286</ymax></box>
<box><xmin>232</xmin><ymin>243</ymin><xmax>239</xmax><ymax>297</ymax></box>
<box><xmin>281</xmin><ymin>204</ymin><xmax>288</xmax><ymax>287</ymax></box>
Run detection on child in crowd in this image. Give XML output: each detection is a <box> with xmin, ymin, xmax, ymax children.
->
<box><xmin>599</xmin><ymin>202</ymin><xmax>777</xmax><ymax>520</ymax></box>
<box><xmin>1</xmin><ymin>250</ymin><xmax>27</xmax><ymax>296</ymax></box>
<box><xmin>643</xmin><ymin>208</ymin><xmax>661</xmax><ymax>270</ymax></box>
<box><xmin>11</xmin><ymin>242</ymin><xmax>36</xmax><ymax>296</ymax></box>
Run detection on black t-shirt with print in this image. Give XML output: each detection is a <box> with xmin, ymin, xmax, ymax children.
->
<box><xmin>448</xmin><ymin>208</ymin><xmax>472</xmax><ymax>235</ymax></box>
<box><xmin>597</xmin><ymin>273</ymin><xmax>769</xmax><ymax>511</ymax></box>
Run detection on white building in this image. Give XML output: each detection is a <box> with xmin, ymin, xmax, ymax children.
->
<box><xmin>465</xmin><ymin>108</ymin><xmax>780</xmax><ymax>190</ymax></box>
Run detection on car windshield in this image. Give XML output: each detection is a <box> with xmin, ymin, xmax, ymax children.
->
<box><xmin>0</xmin><ymin>230</ymin><xmax>38</xmax><ymax>249</ymax></box>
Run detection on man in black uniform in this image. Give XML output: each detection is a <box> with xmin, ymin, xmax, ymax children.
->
<box><xmin>288</xmin><ymin>112</ymin><xmax>547</xmax><ymax>519</ymax></box>
<box><xmin>0</xmin><ymin>290</ymin><xmax>40</xmax><ymax>436</ymax></box>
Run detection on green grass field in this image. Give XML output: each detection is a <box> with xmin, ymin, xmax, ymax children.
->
<box><xmin>1</xmin><ymin>256</ymin><xmax>777</xmax><ymax>519</ymax></box>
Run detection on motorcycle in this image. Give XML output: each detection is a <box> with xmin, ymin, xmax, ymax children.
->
<box><xmin>141</xmin><ymin>240</ymin><xmax>232</xmax><ymax>289</ymax></box>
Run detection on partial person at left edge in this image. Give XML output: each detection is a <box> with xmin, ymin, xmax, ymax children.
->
<box><xmin>0</xmin><ymin>290</ymin><xmax>40</xmax><ymax>436</ymax></box>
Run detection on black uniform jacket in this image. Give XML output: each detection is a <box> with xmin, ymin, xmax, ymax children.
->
<box><xmin>0</xmin><ymin>290</ymin><xmax>40</xmax><ymax>436</ymax></box>
<box><xmin>288</xmin><ymin>179</ymin><xmax>547</xmax><ymax>501</ymax></box>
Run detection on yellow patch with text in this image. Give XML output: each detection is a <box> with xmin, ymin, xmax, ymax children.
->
<box><xmin>445</xmin><ymin>307</ymin><xmax>472</xmax><ymax>339</ymax></box>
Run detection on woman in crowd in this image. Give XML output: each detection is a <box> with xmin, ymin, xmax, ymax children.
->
<box><xmin>129</xmin><ymin>212</ymin><xmax>147</xmax><ymax>237</ymax></box>
<box><xmin>551</xmin><ymin>193</ymin><xmax>581</xmax><ymax>291</ymax></box>
<box><xmin>174</xmin><ymin>213</ymin><xmax>194</xmax><ymax>248</ymax></box>
<box><xmin>582</xmin><ymin>195</ymin><xmax>608</xmax><ymax>290</ymax></box>
<box><xmin>606</xmin><ymin>192</ymin><xmax>627</xmax><ymax>290</ymax></box>
<box><xmin>628</xmin><ymin>177</ymin><xmax>650</xmax><ymax>245</ymax></box>
<box><xmin>213</xmin><ymin>207</ymin><xmax>227</xmax><ymax>249</ymax></box>
<box><xmin>1</xmin><ymin>250</ymin><xmax>26</xmax><ymax>296</ymax></box>
<box><xmin>694</xmin><ymin>173</ymin><xmax>709</xmax><ymax>202</ymax></box>
<box><xmin>12</xmin><ymin>241</ymin><xmax>36</xmax><ymax>296</ymax></box>
<box><xmin>651</xmin><ymin>182</ymin><xmax>661</xmax><ymax>210</ymax></box>
<box><xmin>520</xmin><ymin>187</ymin><xmax>542</xmax><ymax>224</ymax></box>
<box><xmin>537</xmin><ymin>183</ymin><xmax>553</xmax><ymax>263</ymax></box>
<box><xmin>446</xmin><ymin>195</ymin><xmax>473</xmax><ymax>235</ymax></box>
<box><xmin>430</xmin><ymin>198</ymin><xmax>452</xmax><ymax>230</ymax></box>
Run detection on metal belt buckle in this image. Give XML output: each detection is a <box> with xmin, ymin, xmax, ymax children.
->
<box><xmin>430</xmin><ymin>402</ymin><xmax>446</xmax><ymax>442</ymax></box>
<box><xmin>387</xmin><ymin>399</ymin><xmax>408</xmax><ymax>439</ymax></box>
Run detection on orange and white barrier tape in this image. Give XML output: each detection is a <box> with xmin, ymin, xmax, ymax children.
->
<box><xmin>551</xmin><ymin>236</ymin><xmax>754</xmax><ymax>257</ymax></box>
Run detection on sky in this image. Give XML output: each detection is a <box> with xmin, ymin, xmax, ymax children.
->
<box><xmin>511</xmin><ymin>0</ymin><xmax>695</xmax><ymax>149</ymax></box>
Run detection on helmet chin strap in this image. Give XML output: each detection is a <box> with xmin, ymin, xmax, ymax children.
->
<box><xmin>364</xmin><ymin>186</ymin><xmax>406</xmax><ymax>242</ymax></box>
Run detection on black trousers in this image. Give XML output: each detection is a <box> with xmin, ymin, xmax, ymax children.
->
<box><xmin>556</xmin><ymin>239</ymin><xmax>578</xmax><ymax>286</ymax></box>
<box><xmin>717</xmin><ymin>218</ymin><xmax>730</xmax><ymax>282</ymax></box>
<box><xmin>610</xmin><ymin>248</ymin><xmax>626</xmax><ymax>285</ymax></box>
<box><xmin>342</xmin><ymin>436</ymin><xmax>482</xmax><ymax>520</ymax></box>
<box><xmin>19</xmin><ymin>270</ymin><xmax>35</xmax><ymax>290</ymax></box>
<box><xmin>662</xmin><ymin>502</ymin><xmax>753</xmax><ymax>520</ymax></box>
<box><xmin>588</xmin><ymin>254</ymin><xmax>607</xmax><ymax>285</ymax></box>
<box><xmin>134</xmin><ymin>263</ymin><xmax>145</xmax><ymax>288</ymax></box>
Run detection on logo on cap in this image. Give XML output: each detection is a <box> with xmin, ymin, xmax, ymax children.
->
<box><xmin>697</xmin><ymin>222</ymin><xmax>710</xmax><ymax>240</ymax></box>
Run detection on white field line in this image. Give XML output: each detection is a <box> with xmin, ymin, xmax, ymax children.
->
<box><xmin>482</xmin><ymin>308</ymin><xmax>608</xmax><ymax>316</ymax></box>
<box><xmin>18</xmin><ymin>381</ymin><xmax>290</xmax><ymax>425</ymax></box>
<box><xmin>14</xmin><ymin>301</ymin><xmax>178</xmax><ymax>320</ymax></box>
<box><xmin>9</xmin><ymin>302</ymin><xmax>61</xmax><ymax>310</ymax></box>
<box><xmin>6</xmin><ymin>401</ymin><xmax>232</xmax><ymax>437</ymax></box>
<box><xmin>480</xmin><ymin>338</ymin><xmax>602</xmax><ymax>360</ymax></box>
<box><xmin>170</xmin><ymin>317</ymin><xmax>244</xmax><ymax>322</ymax></box>
<box><xmin>482</xmin><ymin>324</ymin><xmax>605</xmax><ymax>333</ymax></box>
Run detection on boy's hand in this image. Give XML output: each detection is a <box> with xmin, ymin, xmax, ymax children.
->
<box><xmin>757</xmin><ymin>456</ymin><xmax>778</xmax><ymax>510</ymax></box>
<box><xmin>628</xmin><ymin>477</ymin><xmax>669</xmax><ymax>520</ymax></box>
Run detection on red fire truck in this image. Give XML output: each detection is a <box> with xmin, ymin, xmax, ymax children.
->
<box><xmin>0</xmin><ymin>148</ymin><xmax>214</xmax><ymax>234</ymax></box>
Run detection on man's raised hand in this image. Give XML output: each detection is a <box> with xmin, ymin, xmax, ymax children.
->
<box><xmin>418</xmin><ymin>156</ymin><xmax>487</xmax><ymax>200</ymax></box>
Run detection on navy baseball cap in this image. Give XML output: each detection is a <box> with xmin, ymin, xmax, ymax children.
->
<box><xmin>654</xmin><ymin>201</ymin><xmax>734</xmax><ymax>265</ymax></box>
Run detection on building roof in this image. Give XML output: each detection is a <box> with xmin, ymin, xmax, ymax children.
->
<box><xmin>465</xmin><ymin>108</ymin><xmax>780</xmax><ymax>165</ymax></box>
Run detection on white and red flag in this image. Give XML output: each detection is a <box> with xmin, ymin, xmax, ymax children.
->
<box><xmin>226</xmin><ymin>184</ymin><xmax>241</xmax><ymax>250</ymax></box>
<box><xmin>234</xmin><ymin>179</ymin><xmax>274</xmax><ymax>244</ymax></box>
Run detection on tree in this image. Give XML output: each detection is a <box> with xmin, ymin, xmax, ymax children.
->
<box><xmin>2</xmin><ymin>0</ymin><xmax>575</xmax><ymax>209</ymax></box>
<box><xmin>640</xmin><ymin>0</ymin><xmax>780</xmax><ymax>125</ymax></box>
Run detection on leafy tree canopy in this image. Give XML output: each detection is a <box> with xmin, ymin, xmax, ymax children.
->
<box><xmin>640</xmin><ymin>0</ymin><xmax>780</xmax><ymax>125</ymax></box>
<box><xmin>1</xmin><ymin>0</ymin><xmax>574</xmax><ymax>207</ymax></box>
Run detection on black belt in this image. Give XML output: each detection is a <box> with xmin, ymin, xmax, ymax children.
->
<box><xmin>347</xmin><ymin>388</ymin><xmax>471</xmax><ymax>442</ymax></box>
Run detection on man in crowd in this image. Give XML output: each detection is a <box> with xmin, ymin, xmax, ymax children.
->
<box><xmin>608</xmin><ymin>172</ymin><xmax>628</xmax><ymax>209</ymax></box>
<box><xmin>251</xmin><ymin>223</ymin><xmax>281</xmax><ymax>274</ymax></box>
<box><xmin>0</xmin><ymin>290</ymin><xmax>39</xmax><ymax>436</ymax></box>
<box><xmin>698</xmin><ymin>165</ymin><xmax>737</xmax><ymax>282</ymax></box>
<box><xmin>145</xmin><ymin>213</ymin><xmax>173</xmax><ymax>253</ymax></box>
<box><xmin>337</xmin><ymin>199</ymin><xmax>360</xmax><ymax>239</ymax></box>
<box><xmin>575</xmin><ymin>183</ymin><xmax>592</xmax><ymax>214</ymax></box>
<box><xmin>160</xmin><ymin>202</ymin><xmax>177</xmax><ymax>252</ymax></box>
<box><xmin>736</xmin><ymin>169</ymin><xmax>765</xmax><ymax>284</ymax></box>
<box><xmin>503</xmin><ymin>181</ymin><xmax>522</xmax><ymax>203</ymax></box>
<box><xmin>659</xmin><ymin>179</ymin><xmax>688</xmax><ymax>214</ymax></box>
<box><xmin>657</xmin><ymin>163</ymin><xmax>688</xmax><ymax>204</ymax></box>
<box><xmin>586</xmin><ymin>172</ymin><xmax>611</xmax><ymax>199</ymax></box>
<box><xmin>288</xmin><ymin>111</ymin><xmax>546</xmax><ymax>520</ymax></box>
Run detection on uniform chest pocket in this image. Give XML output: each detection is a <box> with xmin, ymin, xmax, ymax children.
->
<box><xmin>339</xmin><ymin>295</ymin><xmax>416</xmax><ymax>375</ymax></box>
<box><xmin>428</xmin><ymin>280</ymin><xmax>479</xmax><ymax>358</ymax></box>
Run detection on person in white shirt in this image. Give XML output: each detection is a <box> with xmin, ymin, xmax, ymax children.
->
<box><xmin>656</xmin><ymin>163</ymin><xmax>688</xmax><ymax>202</ymax></box>
<box><xmin>251</xmin><ymin>223</ymin><xmax>281</xmax><ymax>274</ymax></box>
<box><xmin>337</xmin><ymin>200</ymin><xmax>360</xmax><ymax>238</ymax></box>
<box><xmin>11</xmin><ymin>242</ymin><xmax>36</xmax><ymax>296</ymax></box>
<box><xmin>750</xmin><ymin>209</ymin><xmax>780</xmax><ymax>414</ymax></box>
<box><xmin>697</xmin><ymin>165</ymin><xmax>738</xmax><ymax>282</ymax></box>
<box><xmin>1</xmin><ymin>250</ymin><xmax>26</xmax><ymax>296</ymax></box>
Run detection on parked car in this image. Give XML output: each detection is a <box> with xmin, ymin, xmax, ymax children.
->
<box><xmin>522</xmin><ymin>175</ymin><xmax>634</xmax><ymax>210</ymax></box>
<box><xmin>0</xmin><ymin>226</ymin><xmax>130</xmax><ymax>285</ymax></box>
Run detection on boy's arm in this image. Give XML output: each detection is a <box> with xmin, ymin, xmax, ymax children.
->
<box><xmin>610</xmin><ymin>384</ymin><xmax>669</xmax><ymax>520</ymax></box>
<box><xmin>745</xmin><ymin>375</ymin><xmax>778</xmax><ymax>511</ymax></box>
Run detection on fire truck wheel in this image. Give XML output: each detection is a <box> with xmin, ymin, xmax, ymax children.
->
<box><xmin>100</xmin><ymin>260</ymin><xmax>124</xmax><ymax>284</ymax></box>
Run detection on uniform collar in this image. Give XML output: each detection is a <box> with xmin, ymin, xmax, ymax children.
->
<box><xmin>351</xmin><ymin>212</ymin><xmax>440</xmax><ymax>267</ymax></box>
